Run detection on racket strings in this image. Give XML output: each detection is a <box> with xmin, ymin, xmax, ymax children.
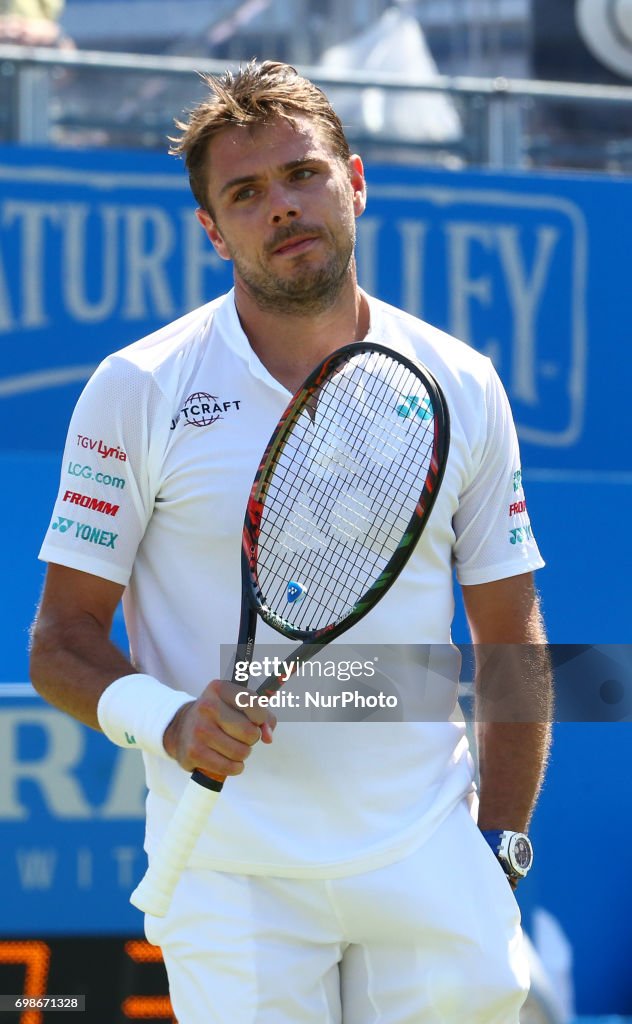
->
<box><xmin>295</xmin><ymin>363</ymin><xmax>425</xmax><ymax>599</ymax></box>
<box><xmin>261</xmin><ymin>367</ymin><xmax>433</xmax><ymax>624</ymax></box>
<box><xmin>255</xmin><ymin>351</ymin><xmax>437</xmax><ymax>631</ymax></box>
<box><xmin>263</xmin><ymin>426</ymin><xmax>431</xmax><ymax>619</ymax></box>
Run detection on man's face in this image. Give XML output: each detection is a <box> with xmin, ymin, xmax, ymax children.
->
<box><xmin>196</xmin><ymin>115</ymin><xmax>366</xmax><ymax>315</ymax></box>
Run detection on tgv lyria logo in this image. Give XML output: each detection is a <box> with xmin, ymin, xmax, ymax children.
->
<box><xmin>396</xmin><ymin>395</ymin><xmax>433</xmax><ymax>420</ymax></box>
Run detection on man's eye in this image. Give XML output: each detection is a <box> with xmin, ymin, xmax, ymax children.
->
<box><xmin>293</xmin><ymin>168</ymin><xmax>315</xmax><ymax>181</ymax></box>
<box><xmin>234</xmin><ymin>187</ymin><xmax>256</xmax><ymax>202</ymax></box>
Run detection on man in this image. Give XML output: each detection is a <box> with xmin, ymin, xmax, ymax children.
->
<box><xmin>30</xmin><ymin>60</ymin><xmax>551</xmax><ymax>1024</ymax></box>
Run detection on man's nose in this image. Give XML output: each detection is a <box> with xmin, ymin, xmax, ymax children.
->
<box><xmin>268</xmin><ymin>183</ymin><xmax>301</xmax><ymax>224</ymax></box>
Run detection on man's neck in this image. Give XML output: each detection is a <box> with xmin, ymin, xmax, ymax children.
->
<box><xmin>233</xmin><ymin>277</ymin><xmax>370</xmax><ymax>393</ymax></box>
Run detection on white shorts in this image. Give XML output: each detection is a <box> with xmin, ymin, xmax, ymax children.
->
<box><xmin>144</xmin><ymin>800</ymin><xmax>529</xmax><ymax>1024</ymax></box>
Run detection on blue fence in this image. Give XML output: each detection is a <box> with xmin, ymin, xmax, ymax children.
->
<box><xmin>1</xmin><ymin>144</ymin><xmax>631</xmax><ymax>1014</ymax></box>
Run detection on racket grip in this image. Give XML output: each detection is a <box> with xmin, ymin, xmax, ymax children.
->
<box><xmin>129</xmin><ymin>772</ymin><xmax>224</xmax><ymax>917</ymax></box>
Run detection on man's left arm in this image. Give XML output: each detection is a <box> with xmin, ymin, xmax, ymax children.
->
<box><xmin>462</xmin><ymin>571</ymin><xmax>552</xmax><ymax>834</ymax></box>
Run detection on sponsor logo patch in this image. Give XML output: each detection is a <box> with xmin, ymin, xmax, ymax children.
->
<box><xmin>63</xmin><ymin>490</ymin><xmax>120</xmax><ymax>517</ymax></box>
<box><xmin>509</xmin><ymin>524</ymin><xmax>534</xmax><ymax>545</ymax></box>
<box><xmin>170</xmin><ymin>392</ymin><xmax>242</xmax><ymax>430</ymax></box>
<box><xmin>76</xmin><ymin>436</ymin><xmax>127</xmax><ymax>461</ymax></box>
<box><xmin>66</xmin><ymin>463</ymin><xmax>126</xmax><ymax>489</ymax></box>
<box><xmin>509</xmin><ymin>500</ymin><xmax>527</xmax><ymax>517</ymax></box>
<box><xmin>51</xmin><ymin>516</ymin><xmax>74</xmax><ymax>534</ymax></box>
<box><xmin>51</xmin><ymin>516</ymin><xmax>118</xmax><ymax>549</ymax></box>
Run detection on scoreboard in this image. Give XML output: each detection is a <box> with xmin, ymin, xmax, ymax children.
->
<box><xmin>0</xmin><ymin>692</ymin><xmax>169</xmax><ymax>1021</ymax></box>
<box><xmin>0</xmin><ymin>939</ymin><xmax>173</xmax><ymax>1024</ymax></box>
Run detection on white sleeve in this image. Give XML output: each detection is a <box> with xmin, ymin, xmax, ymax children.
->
<box><xmin>38</xmin><ymin>355</ymin><xmax>170</xmax><ymax>585</ymax></box>
<box><xmin>452</xmin><ymin>361</ymin><xmax>544</xmax><ymax>586</ymax></box>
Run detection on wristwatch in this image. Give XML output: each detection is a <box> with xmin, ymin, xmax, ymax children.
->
<box><xmin>480</xmin><ymin>830</ymin><xmax>534</xmax><ymax>882</ymax></box>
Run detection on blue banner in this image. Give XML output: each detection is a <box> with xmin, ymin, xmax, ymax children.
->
<box><xmin>362</xmin><ymin>169</ymin><xmax>595</xmax><ymax>460</ymax></box>
<box><xmin>0</xmin><ymin>689</ymin><xmax>145</xmax><ymax>935</ymax></box>
<box><xmin>2</xmin><ymin>146</ymin><xmax>631</xmax><ymax>471</ymax></box>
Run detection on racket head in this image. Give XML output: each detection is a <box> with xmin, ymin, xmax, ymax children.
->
<box><xmin>242</xmin><ymin>342</ymin><xmax>449</xmax><ymax>644</ymax></box>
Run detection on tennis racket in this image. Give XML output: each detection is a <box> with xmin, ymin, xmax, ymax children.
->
<box><xmin>130</xmin><ymin>341</ymin><xmax>449</xmax><ymax>917</ymax></box>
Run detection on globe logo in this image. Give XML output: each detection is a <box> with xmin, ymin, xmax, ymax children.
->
<box><xmin>182</xmin><ymin>392</ymin><xmax>222</xmax><ymax>427</ymax></box>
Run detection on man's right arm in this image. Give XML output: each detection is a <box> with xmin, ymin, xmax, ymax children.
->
<box><xmin>30</xmin><ymin>563</ymin><xmax>275</xmax><ymax>775</ymax></box>
<box><xmin>30</xmin><ymin>562</ymin><xmax>132</xmax><ymax>729</ymax></box>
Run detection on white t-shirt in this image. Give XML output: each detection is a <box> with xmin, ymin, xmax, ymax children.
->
<box><xmin>39</xmin><ymin>289</ymin><xmax>544</xmax><ymax>878</ymax></box>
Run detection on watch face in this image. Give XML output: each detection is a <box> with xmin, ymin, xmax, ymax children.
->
<box><xmin>508</xmin><ymin>834</ymin><xmax>533</xmax><ymax>874</ymax></box>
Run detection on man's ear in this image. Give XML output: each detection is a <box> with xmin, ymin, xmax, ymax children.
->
<box><xmin>348</xmin><ymin>155</ymin><xmax>367</xmax><ymax>218</ymax></box>
<box><xmin>195</xmin><ymin>208</ymin><xmax>231</xmax><ymax>261</ymax></box>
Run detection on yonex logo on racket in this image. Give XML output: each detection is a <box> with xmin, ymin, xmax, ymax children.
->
<box><xmin>286</xmin><ymin>581</ymin><xmax>307</xmax><ymax>604</ymax></box>
<box><xmin>396</xmin><ymin>395</ymin><xmax>433</xmax><ymax>420</ymax></box>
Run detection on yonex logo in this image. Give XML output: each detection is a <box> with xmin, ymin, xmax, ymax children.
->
<box><xmin>287</xmin><ymin>581</ymin><xmax>306</xmax><ymax>604</ymax></box>
<box><xmin>396</xmin><ymin>395</ymin><xmax>433</xmax><ymax>420</ymax></box>
<box><xmin>52</xmin><ymin>516</ymin><xmax>74</xmax><ymax>534</ymax></box>
<box><xmin>51</xmin><ymin>516</ymin><xmax>118</xmax><ymax>549</ymax></box>
<box><xmin>509</xmin><ymin>524</ymin><xmax>534</xmax><ymax>545</ymax></box>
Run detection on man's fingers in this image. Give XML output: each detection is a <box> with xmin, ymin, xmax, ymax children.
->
<box><xmin>206</xmin><ymin>679</ymin><xmax>277</xmax><ymax>734</ymax></box>
<box><xmin>186</xmin><ymin>721</ymin><xmax>256</xmax><ymax>776</ymax></box>
<box><xmin>165</xmin><ymin>679</ymin><xmax>277</xmax><ymax>773</ymax></box>
<box><xmin>260</xmin><ymin>720</ymin><xmax>276</xmax><ymax>744</ymax></box>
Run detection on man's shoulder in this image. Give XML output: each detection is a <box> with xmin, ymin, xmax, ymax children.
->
<box><xmin>372</xmin><ymin>297</ymin><xmax>491</xmax><ymax>381</ymax></box>
<box><xmin>111</xmin><ymin>293</ymin><xmax>230</xmax><ymax>374</ymax></box>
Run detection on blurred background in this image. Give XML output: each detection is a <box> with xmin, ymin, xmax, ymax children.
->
<box><xmin>1</xmin><ymin>1</ymin><xmax>631</xmax><ymax>1022</ymax></box>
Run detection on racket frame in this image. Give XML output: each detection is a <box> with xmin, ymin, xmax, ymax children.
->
<box><xmin>242</xmin><ymin>341</ymin><xmax>450</xmax><ymax>649</ymax></box>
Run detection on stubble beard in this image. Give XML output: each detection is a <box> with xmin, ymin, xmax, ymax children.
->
<box><xmin>230</xmin><ymin>225</ymin><xmax>356</xmax><ymax>316</ymax></box>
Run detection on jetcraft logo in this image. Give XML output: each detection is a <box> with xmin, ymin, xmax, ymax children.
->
<box><xmin>51</xmin><ymin>516</ymin><xmax>118</xmax><ymax>549</ymax></box>
<box><xmin>63</xmin><ymin>490</ymin><xmax>120</xmax><ymax>517</ymax></box>
<box><xmin>170</xmin><ymin>392</ymin><xmax>242</xmax><ymax>430</ymax></box>
<box><xmin>76</xmin><ymin>436</ymin><xmax>127</xmax><ymax>461</ymax></box>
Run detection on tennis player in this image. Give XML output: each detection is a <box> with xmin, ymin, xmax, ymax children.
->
<box><xmin>30</xmin><ymin>60</ymin><xmax>552</xmax><ymax>1024</ymax></box>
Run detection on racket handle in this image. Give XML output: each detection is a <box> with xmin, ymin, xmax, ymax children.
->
<box><xmin>130</xmin><ymin>771</ymin><xmax>224</xmax><ymax>917</ymax></box>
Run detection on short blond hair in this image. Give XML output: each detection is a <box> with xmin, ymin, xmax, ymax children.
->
<box><xmin>170</xmin><ymin>60</ymin><xmax>351</xmax><ymax>211</ymax></box>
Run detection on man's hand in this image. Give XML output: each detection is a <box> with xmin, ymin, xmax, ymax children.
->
<box><xmin>163</xmin><ymin>679</ymin><xmax>277</xmax><ymax>778</ymax></box>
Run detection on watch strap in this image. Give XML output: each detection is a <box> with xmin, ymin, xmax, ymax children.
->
<box><xmin>479</xmin><ymin>829</ymin><xmax>533</xmax><ymax>881</ymax></box>
<box><xmin>480</xmin><ymin>829</ymin><xmax>505</xmax><ymax>855</ymax></box>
